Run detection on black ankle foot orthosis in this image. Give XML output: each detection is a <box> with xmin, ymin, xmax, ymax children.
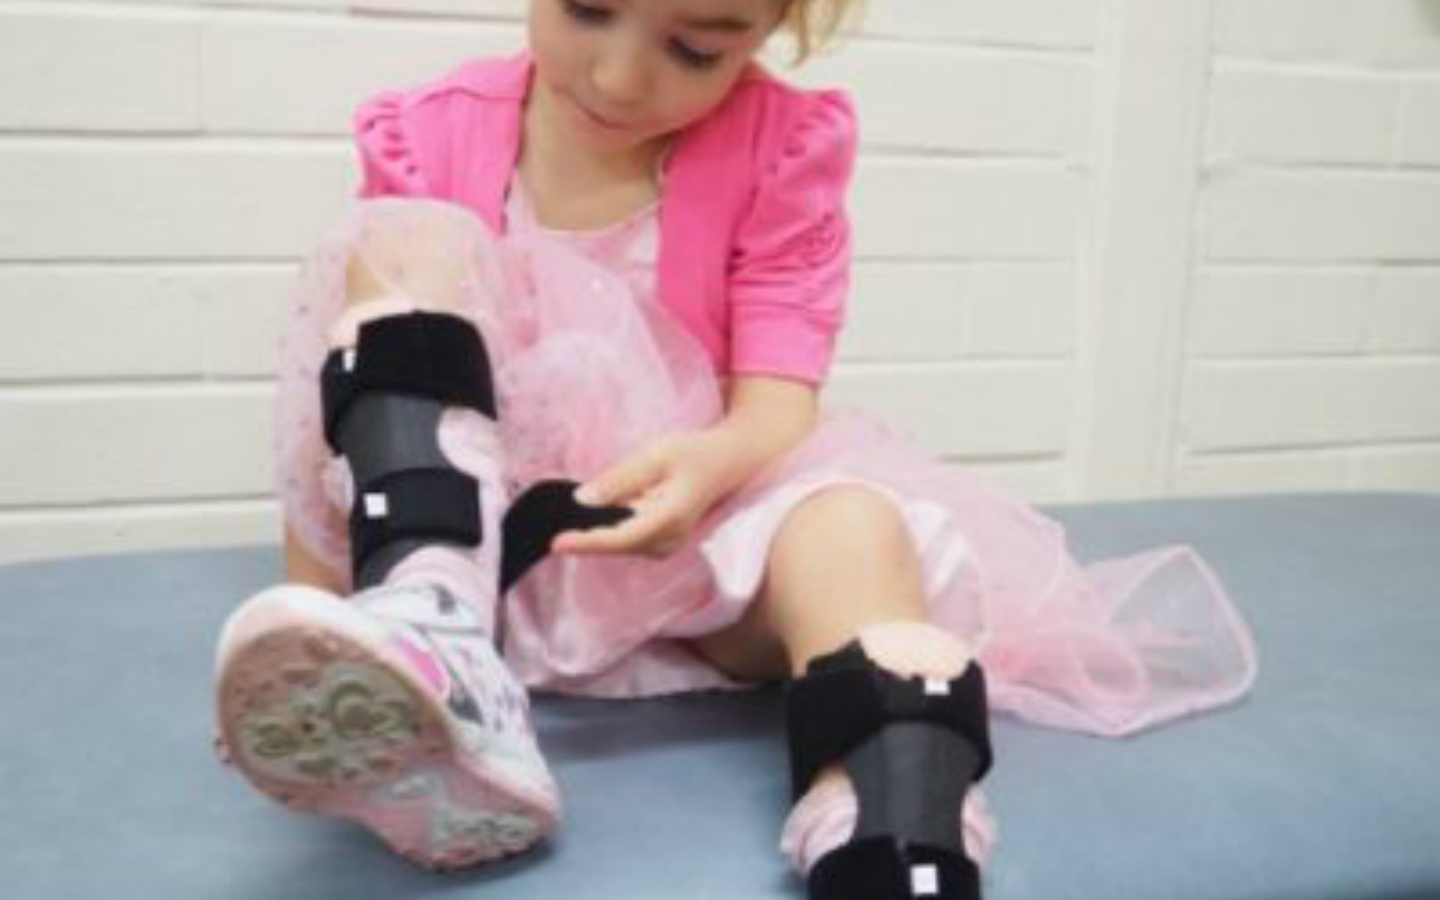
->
<box><xmin>320</xmin><ymin>311</ymin><xmax>499</xmax><ymax>589</ymax></box>
<box><xmin>786</xmin><ymin>641</ymin><xmax>993</xmax><ymax>900</ymax></box>
<box><xmin>319</xmin><ymin>310</ymin><xmax>632</xmax><ymax>595</ymax></box>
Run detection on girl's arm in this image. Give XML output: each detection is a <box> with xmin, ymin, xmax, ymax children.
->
<box><xmin>712</xmin><ymin>374</ymin><xmax>820</xmax><ymax>486</ymax></box>
<box><xmin>284</xmin><ymin>523</ymin><xmax>347</xmax><ymax>594</ymax></box>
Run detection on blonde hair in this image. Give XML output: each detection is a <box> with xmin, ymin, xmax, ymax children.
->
<box><xmin>777</xmin><ymin>0</ymin><xmax>864</xmax><ymax>63</ymax></box>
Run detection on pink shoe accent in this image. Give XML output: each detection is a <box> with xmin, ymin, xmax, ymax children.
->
<box><xmin>391</xmin><ymin>633</ymin><xmax>450</xmax><ymax>696</ymax></box>
<box><xmin>214</xmin><ymin>583</ymin><xmax>559</xmax><ymax>871</ymax></box>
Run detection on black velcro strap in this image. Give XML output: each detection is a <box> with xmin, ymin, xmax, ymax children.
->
<box><xmin>349</xmin><ymin>468</ymin><xmax>482</xmax><ymax>572</ymax></box>
<box><xmin>321</xmin><ymin>311</ymin><xmax>497</xmax><ymax>452</ymax></box>
<box><xmin>785</xmin><ymin>644</ymin><xmax>991</xmax><ymax>803</ymax></box>
<box><xmin>808</xmin><ymin>838</ymin><xmax>980</xmax><ymax>900</ymax></box>
<box><xmin>499</xmin><ymin>480</ymin><xmax>633</xmax><ymax>594</ymax></box>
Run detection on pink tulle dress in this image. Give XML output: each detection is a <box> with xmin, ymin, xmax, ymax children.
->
<box><xmin>274</xmin><ymin>188</ymin><xmax>1258</xmax><ymax>742</ymax></box>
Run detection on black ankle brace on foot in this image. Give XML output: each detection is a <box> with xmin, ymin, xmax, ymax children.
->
<box><xmin>320</xmin><ymin>311</ymin><xmax>497</xmax><ymax>589</ymax></box>
<box><xmin>786</xmin><ymin>641</ymin><xmax>993</xmax><ymax>900</ymax></box>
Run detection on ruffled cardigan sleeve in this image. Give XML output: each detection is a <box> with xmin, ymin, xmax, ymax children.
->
<box><xmin>354</xmin><ymin>90</ymin><xmax>429</xmax><ymax>198</ymax></box>
<box><xmin>725</xmin><ymin>91</ymin><xmax>856</xmax><ymax>384</ymax></box>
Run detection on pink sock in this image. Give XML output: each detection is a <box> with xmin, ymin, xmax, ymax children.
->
<box><xmin>778</xmin><ymin>778</ymin><xmax>997</xmax><ymax>877</ymax></box>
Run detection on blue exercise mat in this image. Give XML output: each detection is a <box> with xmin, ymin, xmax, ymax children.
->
<box><xmin>2</xmin><ymin>493</ymin><xmax>1437</xmax><ymax>899</ymax></box>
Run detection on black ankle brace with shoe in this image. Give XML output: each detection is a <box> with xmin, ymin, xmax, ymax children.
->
<box><xmin>320</xmin><ymin>311</ymin><xmax>499</xmax><ymax>590</ymax></box>
<box><xmin>786</xmin><ymin>640</ymin><xmax>993</xmax><ymax>900</ymax></box>
<box><xmin>319</xmin><ymin>310</ymin><xmax>632</xmax><ymax>606</ymax></box>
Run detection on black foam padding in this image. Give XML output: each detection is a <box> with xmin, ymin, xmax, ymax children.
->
<box><xmin>499</xmin><ymin>479</ymin><xmax>634</xmax><ymax>594</ymax></box>
<box><xmin>321</xmin><ymin>311</ymin><xmax>497</xmax><ymax>452</ymax></box>
<box><xmin>785</xmin><ymin>641</ymin><xmax>992</xmax><ymax>803</ymax></box>
<box><xmin>349</xmin><ymin>468</ymin><xmax>482</xmax><ymax>577</ymax></box>
<box><xmin>807</xmin><ymin>837</ymin><xmax>981</xmax><ymax>900</ymax></box>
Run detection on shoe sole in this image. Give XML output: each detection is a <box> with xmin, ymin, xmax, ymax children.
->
<box><xmin>215</xmin><ymin>587</ymin><xmax>559</xmax><ymax>871</ymax></box>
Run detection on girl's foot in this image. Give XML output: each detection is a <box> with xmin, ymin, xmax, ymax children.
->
<box><xmin>781</xmin><ymin>633</ymin><xmax>994</xmax><ymax>898</ymax></box>
<box><xmin>214</xmin><ymin>581</ymin><xmax>558</xmax><ymax>871</ymax></box>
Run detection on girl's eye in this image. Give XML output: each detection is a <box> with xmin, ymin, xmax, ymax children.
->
<box><xmin>669</xmin><ymin>40</ymin><xmax>724</xmax><ymax>71</ymax></box>
<box><xmin>562</xmin><ymin>0</ymin><xmax>611</xmax><ymax>25</ymax></box>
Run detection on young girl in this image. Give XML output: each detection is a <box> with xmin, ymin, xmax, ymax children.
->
<box><xmin>214</xmin><ymin>1</ymin><xmax>1258</xmax><ymax>896</ymax></box>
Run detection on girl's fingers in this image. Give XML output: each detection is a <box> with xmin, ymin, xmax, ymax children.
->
<box><xmin>556</xmin><ymin>491</ymin><xmax>682</xmax><ymax>555</ymax></box>
<box><xmin>577</xmin><ymin>452</ymin><xmax>665</xmax><ymax>507</ymax></box>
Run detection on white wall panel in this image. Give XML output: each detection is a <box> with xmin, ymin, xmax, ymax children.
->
<box><xmin>2</xmin><ymin>0</ymin><xmax>1436</xmax><ymax>563</ymax></box>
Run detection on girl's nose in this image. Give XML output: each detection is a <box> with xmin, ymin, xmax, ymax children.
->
<box><xmin>591</xmin><ymin>47</ymin><xmax>649</xmax><ymax>108</ymax></box>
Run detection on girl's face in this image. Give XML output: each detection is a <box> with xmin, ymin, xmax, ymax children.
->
<box><xmin>528</xmin><ymin>0</ymin><xmax>782</xmax><ymax>155</ymax></box>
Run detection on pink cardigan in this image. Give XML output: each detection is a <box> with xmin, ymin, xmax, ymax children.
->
<box><xmin>354</xmin><ymin>52</ymin><xmax>857</xmax><ymax>385</ymax></box>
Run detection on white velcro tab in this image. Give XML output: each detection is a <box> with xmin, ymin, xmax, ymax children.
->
<box><xmin>343</xmin><ymin>348</ymin><xmax>357</xmax><ymax>372</ymax></box>
<box><xmin>363</xmin><ymin>492</ymin><xmax>389</xmax><ymax>519</ymax></box>
<box><xmin>924</xmin><ymin>678</ymin><xmax>951</xmax><ymax>696</ymax></box>
<box><xmin>910</xmin><ymin>863</ymin><xmax>940</xmax><ymax>896</ymax></box>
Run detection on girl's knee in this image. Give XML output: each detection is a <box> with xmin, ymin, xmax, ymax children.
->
<box><xmin>341</xmin><ymin>200</ymin><xmax>487</xmax><ymax>312</ymax></box>
<box><xmin>783</xmin><ymin>483</ymin><xmax>909</xmax><ymax>548</ymax></box>
<box><xmin>776</xmin><ymin>486</ymin><xmax>972</xmax><ymax>679</ymax></box>
<box><xmin>328</xmin><ymin>201</ymin><xmax>496</xmax><ymax>348</ymax></box>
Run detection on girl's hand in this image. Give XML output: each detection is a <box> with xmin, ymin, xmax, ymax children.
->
<box><xmin>552</xmin><ymin>429</ymin><xmax>748</xmax><ymax>559</ymax></box>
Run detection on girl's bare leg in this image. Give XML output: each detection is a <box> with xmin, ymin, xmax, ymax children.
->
<box><xmin>689</xmin><ymin>484</ymin><xmax>975</xmax><ymax>796</ymax></box>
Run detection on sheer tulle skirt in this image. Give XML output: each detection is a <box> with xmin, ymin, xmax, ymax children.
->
<box><xmin>274</xmin><ymin>198</ymin><xmax>1258</xmax><ymax>738</ymax></box>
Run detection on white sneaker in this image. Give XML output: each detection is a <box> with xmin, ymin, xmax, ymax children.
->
<box><xmin>214</xmin><ymin>581</ymin><xmax>559</xmax><ymax>871</ymax></box>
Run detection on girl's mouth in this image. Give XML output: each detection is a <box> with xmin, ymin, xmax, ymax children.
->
<box><xmin>574</xmin><ymin>96</ymin><xmax>638</xmax><ymax>134</ymax></box>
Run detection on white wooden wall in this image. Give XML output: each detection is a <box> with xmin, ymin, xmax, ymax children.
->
<box><xmin>2</xmin><ymin>0</ymin><xmax>1438</xmax><ymax>563</ymax></box>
